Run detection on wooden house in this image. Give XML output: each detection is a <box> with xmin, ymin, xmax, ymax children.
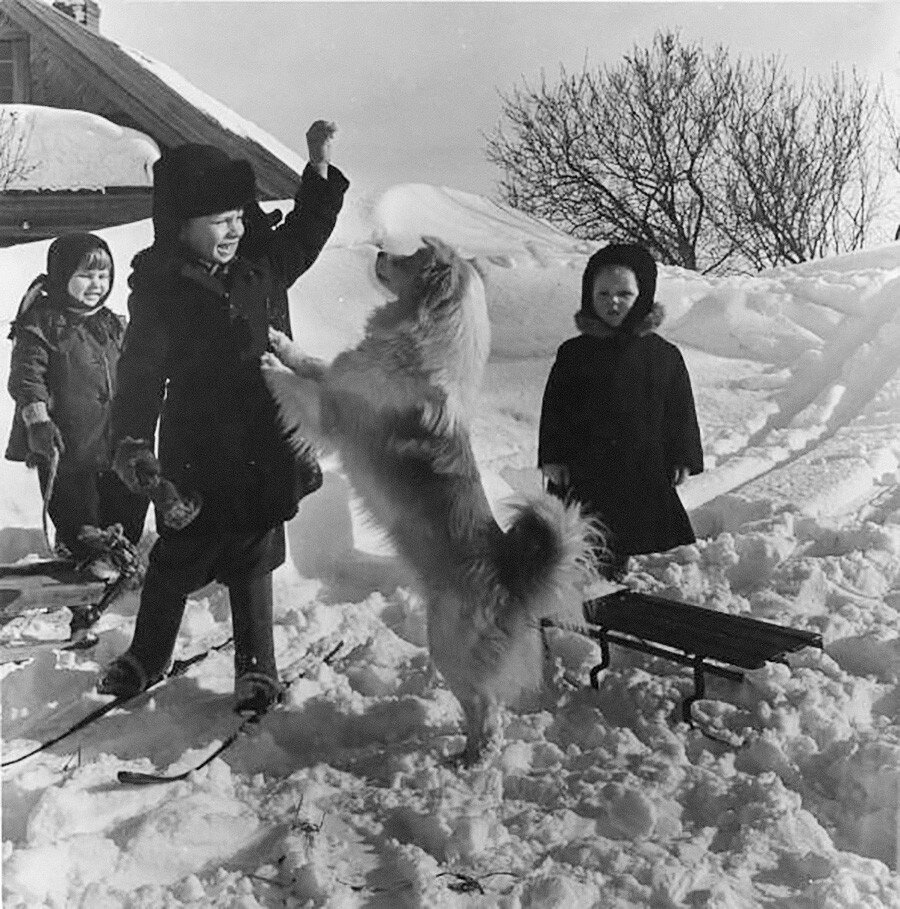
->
<box><xmin>0</xmin><ymin>0</ymin><xmax>303</xmax><ymax>245</ymax></box>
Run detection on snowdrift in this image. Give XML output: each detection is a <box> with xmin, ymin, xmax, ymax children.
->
<box><xmin>1</xmin><ymin>182</ymin><xmax>899</xmax><ymax>906</ymax></box>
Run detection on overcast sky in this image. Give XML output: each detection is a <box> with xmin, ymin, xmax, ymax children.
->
<box><xmin>100</xmin><ymin>2</ymin><xmax>900</xmax><ymax>196</ymax></box>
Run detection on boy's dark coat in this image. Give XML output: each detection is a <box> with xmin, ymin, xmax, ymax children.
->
<box><xmin>112</xmin><ymin>164</ymin><xmax>349</xmax><ymax>536</ymax></box>
<box><xmin>6</xmin><ymin>302</ymin><xmax>125</xmax><ymax>470</ymax></box>
<box><xmin>538</xmin><ymin>328</ymin><xmax>703</xmax><ymax>555</ymax></box>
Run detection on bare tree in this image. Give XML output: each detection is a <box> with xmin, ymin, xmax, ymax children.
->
<box><xmin>883</xmin><ymin>97</ymin><xmax>900</xmax><ymax>240</ymax></box>
<box><xmin>719</xmin><ymin>64</ymin><xmax>887</xmax><ymax>268</ymax></box>
<box><xmin>0</xmin><ymin>107</ymin><xmax>35</xmax><ymax>191</ymax></box>
<box><xmin>486</xmin><ymin>31</ymin><xmax>890</xmax><ymax>273</ymax></box>
<box><xmin>486</xmin><ymin>33</ymin><xmax>737</xmax><ymax>271</ymax></box>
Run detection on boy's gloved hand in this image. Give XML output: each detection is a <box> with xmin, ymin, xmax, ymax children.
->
<box><xmin>113</xmin><ymin>437</ymin><xmax>162</xmax><ymax>494</ymax></box>
<box><xmin>113</xmin><ymin>438</ymin><xmax>201</xmax><ymax>530</ymax></box>
<box><xmin>26</xmin><ymin>420</ymin><xmax>64</xmax><ymax>462</ymax></box>
<box><xmin>151</xmin><ymin>478</ymin><xmax>202</xmax><ymax>531</ymax></box>
<box><xmin>305</xmin><ymin>120</ymin><xmax>337</xmax><ymax>174</ymax></box>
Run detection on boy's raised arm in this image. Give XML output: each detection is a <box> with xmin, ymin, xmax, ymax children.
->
<box><xmin>264</xmin><ymin>120</ymin><xmax>349</xmax><ymax>289</ymax></box>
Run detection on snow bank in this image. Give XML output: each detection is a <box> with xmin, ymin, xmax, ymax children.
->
<box><xmin>2</xmin><ymin>178</ymin><xmax>899</xmax><ymax>905</ymax></box>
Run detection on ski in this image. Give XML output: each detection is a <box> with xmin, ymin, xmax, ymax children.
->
<box><xmin>1</xmin><ymin>636</ymin><xmax>234</xmax><ymax>768</ymax></box>
<box><xmin>116</xmin><ymin>708</ymin><xmax>267</xmax><ymax>786</ymax></box>
<box><xmin>117</xmin><ymin>638</ymin><xmax>345</xmax><ymax>786</ymax></box>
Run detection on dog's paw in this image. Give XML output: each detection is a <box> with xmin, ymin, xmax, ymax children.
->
<box><xmin>267</xmin><ymin>326</ymin><xmax>293</xmax><ymax>355</ymax></box>
<box><xmin>266</xmin><ymin>330</ymin><xmax>327</xmax><ymax>379</ymax></box>
<box><xmin>267</xmin><ymin>328</ymin><xmax>307</xmax><ymax>371</ymax></box>
<box><xmin>260</xmin><ymin>350</ymin><xmax>291</xmax><ymax>373</ymax></box>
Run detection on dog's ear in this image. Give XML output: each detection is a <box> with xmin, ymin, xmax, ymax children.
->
<box><xmin>419</xmin><ymin>236</ymin><xmax>465</xmax><ymax>309</ymax></box>
<box><xmin>421</xmin><ymin>236</ymin><xmax>456</xmax><ymax>262</ymax></box>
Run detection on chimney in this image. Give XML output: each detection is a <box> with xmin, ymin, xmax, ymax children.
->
<box><xmin>83</xmin><ymin>0</ymin><xmax>101</xmax><ymax>32</ymax></box>
<box><xmin>52</xmin><ymin>1</ymin><xmax>101</xmax><ymax>33</ymax></box>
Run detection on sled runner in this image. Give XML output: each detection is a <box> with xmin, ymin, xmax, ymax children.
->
<box><xmin>549</xmin><ymin>588</ymin><xmax>823</xmax><ymax>724</ymax></box>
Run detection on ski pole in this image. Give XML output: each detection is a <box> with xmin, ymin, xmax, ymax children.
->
<box><xmin>41</xmin><ymin>446</ymin><xmax>59</xmax><ymax>555</ymax></box>
<box><xmin>117</xmin><ymin>639</ymin><xmax>345</xmax><ymax>785</ymax></box>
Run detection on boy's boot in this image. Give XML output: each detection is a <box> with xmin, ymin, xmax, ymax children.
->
<box><xmin>97</xmin><ymin>565</ymin><xmax>187</xmax><ymax>697</ymax></box>
<box><xmin>230</xmin><ymin>571</ymin><xmax>281</xmax><ymax>712</ymax></box>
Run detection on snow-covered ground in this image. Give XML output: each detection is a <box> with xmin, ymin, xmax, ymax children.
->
<box><xmin>1</xmin><ymin>184</ymin><xmax>899</xmax><ymax>907</ymax></box>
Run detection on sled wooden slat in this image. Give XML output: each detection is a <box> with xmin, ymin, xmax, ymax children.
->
<box><xmin>0</xmin><ymin>563</ymin><xmax>106</xmax><ymax>624</ymax></box>
<box><xmin>577</xmin><ymin>588</ymin><xmax>823</xmax><ymax>723</ymax></box>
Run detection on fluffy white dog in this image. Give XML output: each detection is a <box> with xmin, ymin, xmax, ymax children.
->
<box><xmin>263</xmin><ymin>237</ymin><xmax>596</xmax><ymax>765</ymax></box>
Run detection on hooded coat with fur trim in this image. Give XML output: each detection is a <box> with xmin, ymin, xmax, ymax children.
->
<box><xmin>112</xmin><ymin>162</ymin><xmax>349</xmax><ymax>537</ymax></box>
<box><xmin>538</xmin><ymin>245</ymin><xmax>703</xmax><ymax>556</ymax></box>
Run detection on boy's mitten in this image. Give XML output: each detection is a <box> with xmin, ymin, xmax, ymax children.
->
<box><xmin>26</xmin><ymin>420</ymin><xmax>64</xmax><ymax>461</ymax></box>
<box><xmin>150</xmin><ymin>478</ymin><xmax>202</xmax><ymax>531</ymax></box>
<box><xmin>113</xmin><ymin>437</ymin><xmax>201</xmax><ymax>529</ymax></box>
<box><xmin>113</xmin><ymin>437</ymin><xmax>162</xmax><ymax>494</ymax></box>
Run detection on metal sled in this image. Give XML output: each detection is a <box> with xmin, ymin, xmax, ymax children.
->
<box><xmin>569</xmin><ymin>588</ymin><xmax>823</xmax><ymax>723</ymax></box>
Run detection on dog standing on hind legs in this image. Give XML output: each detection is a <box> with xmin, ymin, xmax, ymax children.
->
<box><xmin>263</xmin><ymin>236</ymin><xmax>599</xmax><ymax>765</ymax></box>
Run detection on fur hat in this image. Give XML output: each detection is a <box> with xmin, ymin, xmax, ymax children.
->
<box><xmin>579</xmin><ymin>243</ymin><xmax>658</xmax><ymax>333</ymax></box>
<box><xmin>151</xmin><ymin>144</ymin><xmax>257</xmax><ymax>247</ymax></box>
<box><xmin>46</xmin><ymin>232</ymin><xmax>114</xmax><ymax>304</ymax></box>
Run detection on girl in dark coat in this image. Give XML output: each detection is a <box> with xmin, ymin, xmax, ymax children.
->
<box><xmin>98</xmin><ymin>122</ymin><xmax>349</xmax><ymax>712</ymax></box>
<box><xmin>538</xmin><ymin>243</ymin><xmax>703</xmax><ymax>580</ymax></box>
<box><xmin>6</xmin><ymin>233</ymin><xmax>148</xmax><ymax>576</ymax></box>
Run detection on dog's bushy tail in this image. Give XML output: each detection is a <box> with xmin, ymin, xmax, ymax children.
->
<box><xmin>495</xmin><ymin>494</ymin><xmax>600</xmax><ymax>624</ymax></box>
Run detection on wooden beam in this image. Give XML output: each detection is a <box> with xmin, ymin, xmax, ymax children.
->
<box><xmin>0</xmin><ymin>190</ymin><xmax>152</xmax><ymax>245</ymax></box>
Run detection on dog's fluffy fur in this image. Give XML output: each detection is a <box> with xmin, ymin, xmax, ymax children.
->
<box><xmin>263</xmin><ymin>237</ymin><xmax>597</xmax><ymax>764</ymax></box>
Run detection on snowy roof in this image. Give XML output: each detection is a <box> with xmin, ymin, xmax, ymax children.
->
<box><xmin>121</xmin><ymin>48</ymin><xmax>309</xmax><ymax>179</ymax></box>
<box><xmin>2</xmin><ymin>0</ymin><xmax>306</xmax><ymax>198</ymax></box>
<box><xmin>0</xmin><ymin>104</ymin><xmax>158</xmax><ymax>191</ymax></box>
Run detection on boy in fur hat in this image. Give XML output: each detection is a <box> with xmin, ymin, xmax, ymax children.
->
<box><xmin>6</xmin><ymin>233</ymin><xmax>149</xmax><ymax>578</ymax></box>
<box><xmin>538</xmin><ymin>242</ymin><xmax>703</xmax><ymax>580</ymax></box>
<box><xmin>99</xmin><ymin>121</ymin><xmax>348</xmax><ymax>711</ymax></box>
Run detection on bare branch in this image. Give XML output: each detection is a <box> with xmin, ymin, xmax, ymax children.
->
<box><xmin>485</xmin><ymin>32</ymin><xmax>890</xmax><ymax>273</ymax></box>
<box><xmin>0</xmin><ymin>108</ymin><xmax>35</xmax><ymax>191</ymax></box>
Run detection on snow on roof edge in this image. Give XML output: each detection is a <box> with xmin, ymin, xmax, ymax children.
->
<box><xmin>118</xmin><ymin>44</ymin><xmax>309</xmax><ymax>177</ymax></box>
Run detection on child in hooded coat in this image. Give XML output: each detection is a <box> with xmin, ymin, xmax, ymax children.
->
<box><xmin>538</xmin><ymin>243</ymin><xmax>703</xmax><ymax>580</ymax></box>
<box><xmin>98</xmin><ymin>121</ymin><xmax>348</xmax><ymax>712</ymax></box>
<box><xmin>5</xmin><ymin>233</ymin><xmax>149</xmax><ymax>577</ymax></box>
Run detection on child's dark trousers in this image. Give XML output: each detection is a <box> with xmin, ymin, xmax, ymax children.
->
<box><xmin>123</xmin><ymin>525</ymin><xmax>285</xmax><ymax>684</ymax></box>
<box><xmin>37</xmin><ymin>463</ymin><xmax>148</xmax><ymax>560</ymax></box>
